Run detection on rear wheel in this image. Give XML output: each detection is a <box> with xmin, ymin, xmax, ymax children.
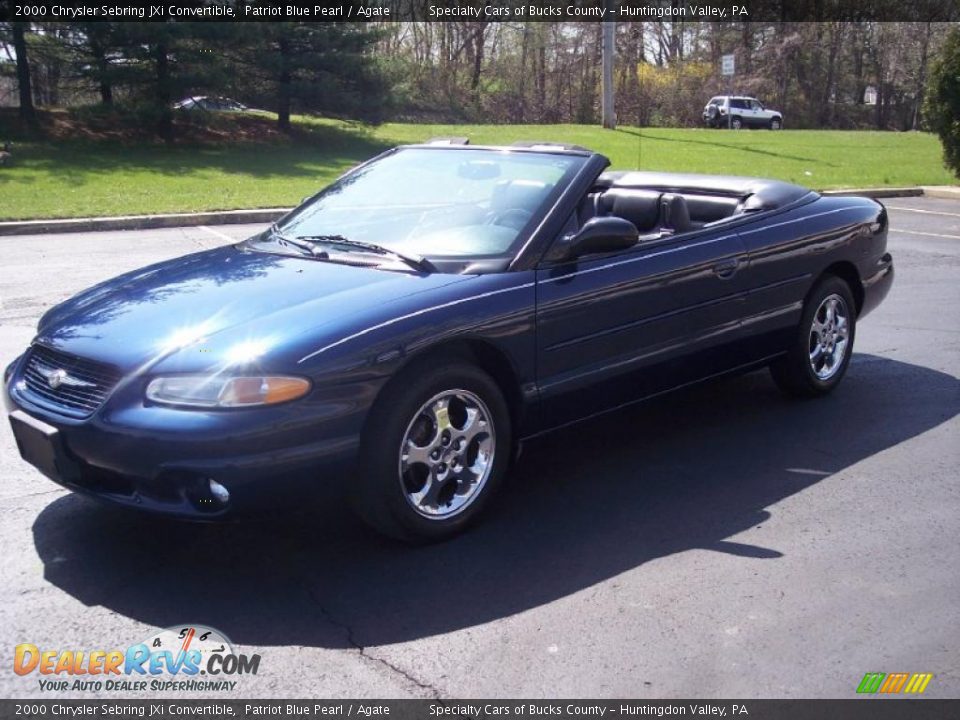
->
<box><xmin>731</xmin><ymin>116</ymin><xmax>743</xmax><ymax>130</ymax></box>
<box><xmin>353</xmin><ymin>361</ymin><xmax>511</xmax><ymax>542</ymax></box>
<box><xmin>770</xmin><ymin>276</ymin><xmax>856</xmax><ymax>397</ymax></box>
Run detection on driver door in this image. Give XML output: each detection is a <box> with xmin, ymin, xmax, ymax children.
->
<box><xmin>534</xmin><ymin>214</ymin><xmax>750</xmax><ymax>429</ymax></box>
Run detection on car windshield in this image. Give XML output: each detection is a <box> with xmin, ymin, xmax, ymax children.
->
<box><xmin>272</xmin><ymin>147</ymin><xmax>585</xmax><ymax>260</ymax></box>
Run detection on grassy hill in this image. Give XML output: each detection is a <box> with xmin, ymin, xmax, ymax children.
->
<box><xmin>0</xmin><ymin>109</ymin><xmax>954</xmax><ymax>221</ymax></box>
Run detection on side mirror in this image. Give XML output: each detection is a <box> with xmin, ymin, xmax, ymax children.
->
<box><xmin>563</xmin><ymin>217</ymin><xmax>639</xmax><ymax>259</ymax></box>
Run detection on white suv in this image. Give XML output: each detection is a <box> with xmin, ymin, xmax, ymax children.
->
<box><xmin>703</xmin><ymin>96</ymin><xmax>783</xmax><ymax>130</ymax></box>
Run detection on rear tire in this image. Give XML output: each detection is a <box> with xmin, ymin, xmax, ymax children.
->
<box><xmin>770</xmin><ymin>276</ymin><xmax>857</xmax><ymax>398</ymax></box>
<box><xmin>352</xmin><ymin>360</ymin><xmax>511</xmax><ymax>543</ymax></box>
<box><xmin>731</xmin><ymin>116</ymin><xmax>743</xmax><ymax>130</ymax></box>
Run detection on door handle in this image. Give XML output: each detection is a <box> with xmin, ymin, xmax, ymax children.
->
<box><xmin>713</xmin><ymin>258</ymin><xmax>740</xmax><ymax>279</ymax></box>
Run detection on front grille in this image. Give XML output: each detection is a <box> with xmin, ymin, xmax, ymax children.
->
<box><xmin>21</xmin><ymin>345</ymin><xmax>122</xmax><ymax>417</ymax></box>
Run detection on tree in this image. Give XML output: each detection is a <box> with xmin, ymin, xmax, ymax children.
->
<box><xmin>26</xmin><ymin>23</ymin><xmax>74</xmax><ymax>106</ymax></box>
<box><xmin>69</xmin><ymin>23</ymin><xmax>126</xmax><ymax>105</ymax></box>
<box><xmin>230</xmin><ymin>23</ymin><xmax>389</xmax><ymax>132</ymax></box>
<box><xmin>109</xmin><ymin>22</ymin><xmax>237</xmax><ymax>140</ymax></box>
<box><xmin>10</xmin><ymin>22</ymin><xmax>35</xmax><ymax>123</ymax></box>
<box><xmin>923</xmin><ymin>26</ymin><xmax>960</xmax><ymax>179</ymax></box>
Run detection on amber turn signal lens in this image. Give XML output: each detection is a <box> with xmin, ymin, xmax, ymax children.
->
<box><xmin>146</xmin><ymin>375</ymin><xmax>311</xmax><ymax>408</ymax></box>
<box><xmin>218</xmin><ymin>376</ymin><xmax>311</xmax><ymax>407</ymax></box>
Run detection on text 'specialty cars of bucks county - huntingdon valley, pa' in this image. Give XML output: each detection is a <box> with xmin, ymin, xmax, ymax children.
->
<box><xmin>4</xmin><ymin>140</ymin><xmax>893</xmax><ymax>542</ymax></box>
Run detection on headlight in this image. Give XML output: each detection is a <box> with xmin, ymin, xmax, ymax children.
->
<box><xmin>146</xmin><ymin>375</ymin><xmax>311</xmax><ymax>408</ymax></box>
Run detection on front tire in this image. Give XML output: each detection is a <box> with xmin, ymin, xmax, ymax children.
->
<box><xmin>353</xmin><ymin>361</ymin><xmax>511</xmax><ymax>542</ymax></box>
<box><xmin>770</xmin><ymin>276</ymin><xmax>856</xmax><ymax>398</ymax></box>
<box><xmin>770</xmin><ymin>118</ymin><xmax>782</xmax><ymax>130</ymax></box>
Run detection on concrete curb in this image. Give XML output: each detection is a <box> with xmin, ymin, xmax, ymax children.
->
<box><xmin>921</xmin><ymin>186</ymin><xmax>960</xmax><ymax>200</ymax></box>
<box><xmin>1</xmin><ymin>185</ymin><xmax>956</xmax><ymax>236</ymax></box>
<box><xmin>0</xmin><ymin>208</ymin><xmax>291</xmax><ymax>237</ymax></box>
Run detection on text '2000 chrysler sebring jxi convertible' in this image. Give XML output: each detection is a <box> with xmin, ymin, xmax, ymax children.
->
<box><xmin>4</xmin><ymin>141</ymin><xmax>893</xmax><ymax>541</ymax></box>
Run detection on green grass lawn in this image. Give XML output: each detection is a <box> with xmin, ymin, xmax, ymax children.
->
<box><xmin>0</xmin><ymin>113</ymin><xmax>955</xmax><ymax>221</ymax></box>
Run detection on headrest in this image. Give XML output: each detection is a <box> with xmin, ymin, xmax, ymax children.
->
<box><xmin>601</xmin><ymin>190</ymin><xmax>662</xmax><ymax>232</ymax></box>
<box><xmin>660</xmin><ymin>193</ymin><xmax>692</xmax><ymax>233</ymax></box>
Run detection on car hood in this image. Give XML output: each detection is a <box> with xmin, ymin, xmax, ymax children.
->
<box><xmin>34</xmin><ymin>245</ymin><xmax>468</xmax><ymax>372</ymax></box>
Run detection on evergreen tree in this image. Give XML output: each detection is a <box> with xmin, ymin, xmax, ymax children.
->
<box><xmin>69</xmin><ymin>23</ymin><xmax>125</xmax><ymax>105</ymax></box>
<box><xmin>9</xmin><ymin>22</ymin><xmax>35</xmax><ymax>123</ymax></box>
<box><xmin>109</xmin><ymin>22</ymin><xmax>236</xmax><ymax>139</ymax></box>
<box><xmin>231</xmin><ymin>23</ymin><xmax>391</xmax><ymax>131</ymax></box>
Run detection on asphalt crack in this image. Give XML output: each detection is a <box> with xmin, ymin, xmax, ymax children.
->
<box><xmin>302</xmin><ymin>581</ymin><xmax>443</xmax><ymax>699</ymax></box>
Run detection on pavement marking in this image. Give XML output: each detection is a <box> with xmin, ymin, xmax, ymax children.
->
<box><xmin>889</xmin><ymin>228</ymin><xmax>960</xmax><ymax>240</ymax></box>
<box><xmin>198</xmin><ymin>225</ymin><xmax>239</xmax><ymax>243</ymax></box>
<box><xmin>887</xmin><ymin>205</ymin><xmax>960</xmax><ymax>218</ymax></box>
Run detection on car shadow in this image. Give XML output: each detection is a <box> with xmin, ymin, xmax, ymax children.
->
<box><xmin>616</xmin><ymin>127</ymin><xmax>837</xmax><ymax>167</ymax></box>
<box><xmin>0</xmin><ymin>121</ymin><xmax>393</xmax><ymax>189</ymax></box>
<box><xmin>32</xmin><ymin>354</ymin><xmax>959</xmax><ymax>649</ymax></box>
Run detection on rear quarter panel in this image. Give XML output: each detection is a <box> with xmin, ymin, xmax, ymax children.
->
<box><xmin>736</xmin><ymin>194</ymin><xmax>887</xmax><ymax>343</ymax></box>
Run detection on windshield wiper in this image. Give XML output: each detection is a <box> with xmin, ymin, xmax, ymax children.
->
<box><xmin>268</xmin><ymin>224</ymin><xmax>328</xmax><ymax>257</ymax></box>
<box><xmin>296</xmin><ymin>234</ymin><xmax>434</xmax><ymax>273</ymax></box>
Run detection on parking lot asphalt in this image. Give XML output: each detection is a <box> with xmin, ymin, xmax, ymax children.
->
<box><xmin>0</xmin><ymin>199</ymin><xmax>957</xmax><ymax>699</ymax></box>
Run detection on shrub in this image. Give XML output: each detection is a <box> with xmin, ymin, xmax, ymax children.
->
<box><xmin>924</xmin><ymin>26</ymin><xmax>960</xmax><ymax>180</ymax></box>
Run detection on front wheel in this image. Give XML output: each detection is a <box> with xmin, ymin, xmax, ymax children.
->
<box><xmin>770</xmin><ymin>118</ymin><xmax>782</xmax><ymax>130</ymax></box>
<box><xmin>353</xmin><ymin>361</ymin><xmax>511</xmax><ymax>542</ymax></box>
<box><xmin>770</xmin><ymin>276</ymin><xmax>856</xmax><ymax>397</ymax></box>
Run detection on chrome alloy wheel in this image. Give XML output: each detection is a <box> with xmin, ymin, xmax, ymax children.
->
<box><xmin>809</xmin><ymin>293</ymin><xmax>850</xmax><ymax>380</ymax></box>
<box><xmin>398</xmin><ymin>389</ymin><xmax>496</xmax><ymax>519</ymax></box>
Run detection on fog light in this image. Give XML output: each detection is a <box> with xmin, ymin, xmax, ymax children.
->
<box><xmin>208</xmin><ymin>479</ymin><xmax>230</xmax><ymax>504</ymax></box>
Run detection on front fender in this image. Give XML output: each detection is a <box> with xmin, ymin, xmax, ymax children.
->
<box><xmin>293</xmin><ymin>271</ymin><xmax>539</xmax><ymax>431</ymax></box>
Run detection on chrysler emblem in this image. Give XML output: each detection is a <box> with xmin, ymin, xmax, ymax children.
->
<box><xmin>35</xmin><ymin>362</ymin><xmax>96</xmax><ymax>390</ymax></box>
<box><xmin>47</xmin><ymin>369</ymin><xmax>67</xmax><ymax>389</ymax></box>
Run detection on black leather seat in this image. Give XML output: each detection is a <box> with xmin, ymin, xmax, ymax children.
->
<box><xmin>577</xmin><ymin>193</ymin><xmax>601</xmax><ymax>225</ymax></box>
<box><xmin>659</xmin><ymin>193</ymin><xmax>693</xmax><ymax>233</ymax></box>
<box><xmin>599</xmin><ymin>190</ymin><xmax>662</xmax><ymax>233</ymax></box>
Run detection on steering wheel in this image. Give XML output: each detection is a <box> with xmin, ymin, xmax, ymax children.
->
<box><xmin>486</xmin><ymin>208</ymin><xmax>533</xmax><ymax>231</ymax></box>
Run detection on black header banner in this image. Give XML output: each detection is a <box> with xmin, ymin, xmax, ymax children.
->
<box><xmin>1</xmin><ymin>701</ymin><xmax>960</xmax><ymax>720</ymax></box>
<box><xmin>1</xmin><ymin>0</ymin><xmax>958</xmax><ymax>22</ymax></box>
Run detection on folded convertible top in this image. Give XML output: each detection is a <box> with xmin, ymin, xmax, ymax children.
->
<box><xmin>597</xmin><ymin>171</ymin><xmax>815</xmax><ymax>212</ymax></box>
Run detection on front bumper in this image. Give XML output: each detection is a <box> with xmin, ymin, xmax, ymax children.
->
<box><xmin>4</xmin><ymin>359</ymin><xmax>364</xmax><ymax>519</ymax></box>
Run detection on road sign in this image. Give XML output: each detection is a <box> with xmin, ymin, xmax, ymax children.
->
<box><xmin>721</xmin><ymin>54</ymin><xmax>735</xmax><ymax>76</ymax></box>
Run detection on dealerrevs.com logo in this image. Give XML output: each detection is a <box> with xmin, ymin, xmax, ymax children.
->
<box><xmin>14</xmin><ymin>625</ymin><xmax>261</xmax><ymax>693</ymax></box>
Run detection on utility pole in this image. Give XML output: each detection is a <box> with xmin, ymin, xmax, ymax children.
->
<box><xmin>601</xmin><ymin>12</ymin><xmax>616</xmax><ymax>129</ymax></box>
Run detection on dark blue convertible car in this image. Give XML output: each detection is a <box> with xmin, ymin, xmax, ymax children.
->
<box><xmin>4</xmin><ymin>141</ymin><xmax>893</xmax><ymax>541</ymax></box>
